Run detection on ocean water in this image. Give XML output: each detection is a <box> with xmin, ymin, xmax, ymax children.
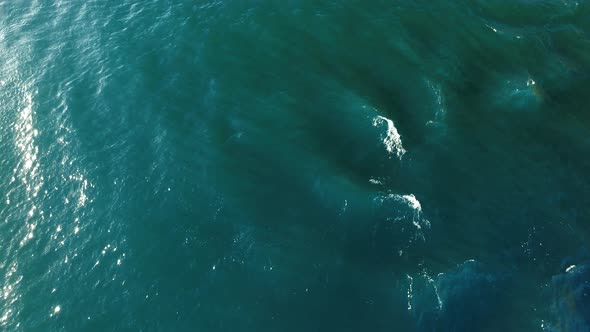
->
<box><xmin>1</xmin><ymin>0</ymin><xmax>590</xmax><ymax>331</ymax></box>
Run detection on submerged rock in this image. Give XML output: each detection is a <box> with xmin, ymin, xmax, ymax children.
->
<box><xmin>410</xmin><ymin>261</ymin><xmax>510</xmax><ymax>331</ymax></box>
<box><xmin>545</xmin><ymin>264</ymin><xmax>590</xmax><ymax>332</ymax></box>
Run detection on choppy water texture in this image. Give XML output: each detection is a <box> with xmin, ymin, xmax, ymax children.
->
<box><xmin>1</xmin><ymin>1</ymin><xmax>590</xmax><ymax>331</ymax></box>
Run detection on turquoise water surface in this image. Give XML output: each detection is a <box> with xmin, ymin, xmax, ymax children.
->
<box><xmin>1</xmin><ymin>1</ymin><xmax>590</xmax><ymax>331</ymax></box>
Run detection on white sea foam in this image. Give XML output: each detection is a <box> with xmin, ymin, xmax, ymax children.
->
<box><xmin>423</xmin><ymin>272</ymin><xmax>443</xmax><ymax>310</ymax></box>
<box><xmin>372</xmin><ymin>115</ymin><xmax>406</xmax><ymax>159</ymax></box>
<box><xmin>369</xmin><ymin>178</ymin><xmax>382</xmax><ymax>185</ymax></box>
<box><xmin>387</xmin><ymin>193</ymin><xmax>429</xmax><ymax>231</ymax></box>
<box><xmin>400</xmin><ymin>194</ymin><xmax>422</xmax><ymax>213</ymax></box>
<box><xmin>407</xmin><ymin>275</ymin><xmax>414</xmax><ymax>311</ymax></box>
<box><xmin>565</xmin><ymin>265</ymin><xmax>576</xmax><ymax>273</ymax></box>
<box><xmin>425</xmin><ymin>80</ymin><xmax>446</xmax><ymax>126</ymax></box>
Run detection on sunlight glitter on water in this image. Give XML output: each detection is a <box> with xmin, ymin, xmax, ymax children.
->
<box><xmin>0</xmin><ymin>262</ymin><xmax>22</xmax><ymax>329</ymax></box>
<box><xmin>12</xmin><ymin>91</ymin><xmax>43</xmax><ymax>246</ymax></box>
<box><xmin>13</xmin><ymin>92</ymin><xmax>41</xmax><ymax>194</ymax></box>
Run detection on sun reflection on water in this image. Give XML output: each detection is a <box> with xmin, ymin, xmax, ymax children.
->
<box><xmin>0</xmin><ymin>262</ymin><xmax>22</xmax><ymax>328</ymax></box>
<box><xmin>11</xmin><ymin>91</ymin><xmax>43</xmax><ymax>246</ymax></box>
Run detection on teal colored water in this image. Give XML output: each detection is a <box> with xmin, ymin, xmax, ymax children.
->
<box><xmin>1</xmin><ymin>1</ymin><xmax>590</xmax><ymax>331</ymax></box>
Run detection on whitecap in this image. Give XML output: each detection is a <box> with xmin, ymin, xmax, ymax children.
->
<box><xmin>371</xmin><ymin>192</ymin><xmax>431</xmax><ymax>257</ymax></box>
<box><xmin>369</xmin><ymin>178</ymin><xmax>382</xmax><ymax>185</ymax></box>
<box><xmin>385</xmin><ymin>193</ymin><xmax>430</xmax><ymax>231</ymax></box>
<box><xmin>372</xmin><ymin>115</ymin><xmax>406</xmax><ymax>159</ymax></box>
<box><xmin>400</xmin><ymin>194</ymin><xmax>422</xmax><ymax>213</ymax></box>
<box><xmin>424</xmin><ymin>79</ymin><xmax>446</xmax><ymax>126</ymax></box>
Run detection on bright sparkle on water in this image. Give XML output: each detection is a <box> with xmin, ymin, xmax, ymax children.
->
<box><xmin>14</xmin><ymin>93</ymin><xmax>40</xmax><ymax>192</ymax></box>
<box><xmin>0</xmin><ymin>262</ymin><xmax>22</xmax><ymax>328</ymax></box>
<box><xmin>12</xmin><ymin>91</ymin><xmax>43</xmax><ymax>247</ymax></box>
